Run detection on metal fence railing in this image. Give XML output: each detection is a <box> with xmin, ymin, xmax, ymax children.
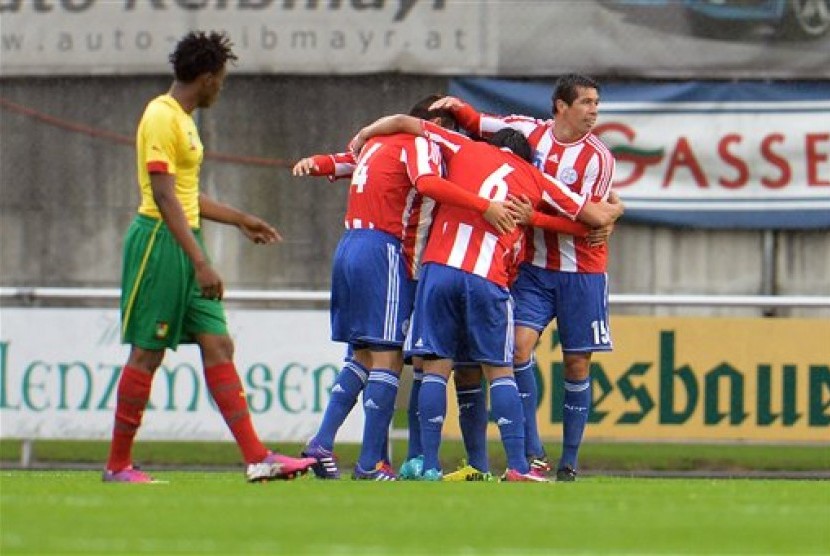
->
<box><xmin>1</xmin><ymin>287</ymin><xmax>828</xmax><ymax>308</ymax></box>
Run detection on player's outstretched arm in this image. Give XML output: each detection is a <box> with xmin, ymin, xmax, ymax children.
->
<box><xmin>292</xmin><ymin>156</ymin><xmax>323</xmax><ymax>176</ymax></box>
<box><xmin>292</xmin><ymin>153</ymin><xmax>355</xmax><ymax>179</ymax></box>
<box><xmin>199</xmin><ymin>194</ymin><xmax>282</xmax><ymax>244</ymax></box>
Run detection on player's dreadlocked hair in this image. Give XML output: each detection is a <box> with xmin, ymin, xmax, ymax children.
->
<box><xmin>552</xmin><ymin>73</ymin><xmax>600</xmax><ymax>109</ymax></box>
<box><xmin>169</xmin><ymin>31</ymin><xmax>238</xmax><ymax>83</ymax></box>
<box><xmin>488</xmin><ymin>128</ymin><xmax>533</xmax><ymax>163</ymax></box>
<box><xmin>409</xmin><ymin>94</ymin><xmax>458</xmax><ymax>131</ymax></box>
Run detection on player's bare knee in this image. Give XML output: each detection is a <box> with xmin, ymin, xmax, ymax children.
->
<box><xmin>370</xmin><ymin>348</ymin><xmax>404</xmax><ymax>373</ymax></box>
<box><xmin>513</xmin><ymin>327</ymin><xmax>540</xmax><ymax>363</ymax></box>
<box><xmin>198</xmin><ymin>334</ymin><xmax>235</xmax><ymax>365</ymax></box>
<box><xmin>563</xmin><ymin>353</ymin><xmax>591</xmax><ymax>381</ymax></box>
<box><xmin>126</xmin><ymin>347</ymin><xmax>164</xmax><ymax>373</ymax></box>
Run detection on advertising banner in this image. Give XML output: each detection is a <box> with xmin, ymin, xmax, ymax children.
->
<box><xmin>450</xmin><ymin>77</ymin><xmax>830</xmax><ymax>229</ymax></box>
<box><xmin>443</xmin><ymin>315</ymin><xmax>829</xmax><ymax>444</ymax></box>
<box><xmin>540</xmin><ymin>315</ymin><xmax>830</xmax><ymax>443</ymax></box>
<box><xmin>4</xmin><ymin>310</ymin><xmax>827</xmax><ymax>445</ymax></box>
<box><xmin>0</xmin><ymin>308</ymin><xmax>363</xmax><ymax>443</ymax></box>
<box><xmin>0</xmin><ymin>0</ymin><xmax>494</xmax><ymax>76</ymax></box>
<box><xmin>1</xmin><ymin>1</ymin><xmax>828</xmax><ymax>78</ymax></box>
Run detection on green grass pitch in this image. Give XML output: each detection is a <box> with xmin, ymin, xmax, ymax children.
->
<box><xmin>2</xmin><ymin>471</ymin><xmax>828</xmax><ymax>555</ymax></box>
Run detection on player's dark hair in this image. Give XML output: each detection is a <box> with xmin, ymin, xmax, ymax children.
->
<box><xmin>552</xmin><ymin>73</ymin><xmax>600</xmax><ymax>110</ymax></box>
<box><xmin>169</xmin><ymin>31</ymin><xmax>237</xmax><ymax>83</ymax></box>
<box><xmin>409</xmin><ymin>94</ymin><xmax>458</xmax><ymax>130</ymax></box>
<box><xmin>488</xmin><ymin>128</ymin><xmax>532</xmax><ymax>162</ymax></box>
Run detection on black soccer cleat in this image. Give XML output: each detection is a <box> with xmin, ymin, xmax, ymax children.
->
<box><xmin>555</xmin><ymin>465</ymin><xmax>577</xmax><ymax>482</ymax></box>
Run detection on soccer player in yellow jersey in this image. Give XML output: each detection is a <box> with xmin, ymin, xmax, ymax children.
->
<box><xmin>103</xmin><ymin>31</ymin><xmax>315</xmax><ymax>483</ymax></box>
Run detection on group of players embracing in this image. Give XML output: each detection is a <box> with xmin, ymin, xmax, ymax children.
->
<box><xmin>293</xmin><ymin>75</ymin><xmax>623</xmax><ymax>483</ymax></box>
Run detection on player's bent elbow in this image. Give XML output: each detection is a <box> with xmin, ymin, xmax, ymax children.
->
<box><xmin>577</xmin><ymin>203</ymin><xmax>611</xmax><ymax>227</ymax></box>
<box><xmin>597</xmin><ymin>201</ymin><xmax>624</xmax><ymax>226</ymax></box>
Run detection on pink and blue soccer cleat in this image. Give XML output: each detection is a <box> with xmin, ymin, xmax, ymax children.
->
<box><xmin>102</xmin><ymin>466</ymin><xmax>155</xmax><ymax>483</ymax></box>
<box><xmin>246</xmin><ymin>451</ymin><xmax>316</xmax><ymax>483</ymax></box>
<box><xmin>501</xmin><ymin>468</ymin><xmax>550</xmax><ymax>483</ymax></box>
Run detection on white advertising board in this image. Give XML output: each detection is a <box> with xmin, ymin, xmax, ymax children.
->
<box><xmin>0</xmin><ymin>308</ymin><xmax>364</xmax><ymax>443</ymax></box>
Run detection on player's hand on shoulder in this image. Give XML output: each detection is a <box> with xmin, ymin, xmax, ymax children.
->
<box><xmin>348</xmin><ymin>133</ymin><xmax>366</xmax><ymax>159</ymax></box>
<box><xmin>429</xmin><ymin>96</ymin><xmax>464</xmax><ymax>112</ymax></box>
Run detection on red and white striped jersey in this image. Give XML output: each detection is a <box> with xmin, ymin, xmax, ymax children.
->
<box><xmin>461</xmin><ymin>107</ymin><xmax>616</xmax><ymax>273</ymax></box>
<box><xmin>309</xmin><ymin>133</ymin><xmax>442</xmax><ymax>279</ymax></box>
<box><xmin>420</xmin><ymin>122</ymin><xmax>585</xmax><ymax>287</ymax></box>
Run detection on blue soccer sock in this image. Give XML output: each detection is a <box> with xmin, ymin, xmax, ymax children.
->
<box><xmin>514</xmin><ymin>357</ymin><xmax>545</xmax><ymax>458</ymax></box>
<box><xmin>357</xmin><ymin>369</ymin><xmax>399</xmax><ymax>470</ymax></box>
<box><xmin>406</xmin><ymin>368</ymin><xmax>423</xmax><ymax>460</ymax></box>
<box><xmin>380</xmin><ymin>434</ymin><xmax>390</xmax><ymax>465</ymax></box>
<box><xmin>313</xmin><ymin>359</ymin><xmax>368</xmax><ymax>451</ymax></box>
<box><xmin>456</xmin><ymin>383</ymin><xmax>489</xmax><ymax>472</ymax></box>
<box><xmin>418</xmin><ymin>373</ymin><xmax>448</xmax><ymax>472</ymax></box>
<box><xmin>489</xmin><ymin>376</ymin><xmax>528</xmax><ymax>473</ymax></box>
<box><xmin>560</xmin><ymin>377</ymin><xmax>591</xmax><ymax>470</ymax></box>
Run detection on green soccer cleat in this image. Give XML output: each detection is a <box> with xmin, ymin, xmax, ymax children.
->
<box><xmin>398</xmin><ymin>455</ymin><xmax>424</xmax><ymax>480</ymax></box>
<box><xmin>421</xmin><ymin>468</ymin><xmax>443</xmax><ymax>481</ymax></box>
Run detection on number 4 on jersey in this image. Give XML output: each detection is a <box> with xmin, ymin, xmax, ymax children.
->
<box><xmin>351</xmin><ymin>143</ymin><xmax>382</xmax><ymax>193</ymax></box>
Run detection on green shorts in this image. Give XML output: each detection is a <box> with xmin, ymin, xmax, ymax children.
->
<box><xmin>120</xmin><ymin>214</ymin><xmax>228</xmax><ymax>350</ymax></box>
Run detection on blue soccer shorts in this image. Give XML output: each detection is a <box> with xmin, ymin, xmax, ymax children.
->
<box><xmin>330</xmin><ymin>229</ymin><xmax>415</xmax><ymax>349</ymax></box>
<box><xmin>405</xmin><ymin>263</ymin><xmax>514</xmax><ymax>367</ymax></box>
<box><xmin>511</xmin><ymin>263</ymin><xmax>613</xmax><ymax>353</ymax></box>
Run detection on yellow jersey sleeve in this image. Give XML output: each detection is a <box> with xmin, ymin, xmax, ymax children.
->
<box><xmin>135</xmin><ymin>95</ymin><xmax>203</xmax><ymax>227</ymax></box>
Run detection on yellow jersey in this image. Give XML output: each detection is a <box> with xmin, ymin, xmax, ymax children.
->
<box><xmin>135</xmin><ymin>94</ymin><xmax>203</xmax><ymax>227</ymax></box>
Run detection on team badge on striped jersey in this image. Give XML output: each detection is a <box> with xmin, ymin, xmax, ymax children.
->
<box><xmin>559</xmin><ymin>167</ymin><xmax>579</xmax><ymax>185</ymax></box>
